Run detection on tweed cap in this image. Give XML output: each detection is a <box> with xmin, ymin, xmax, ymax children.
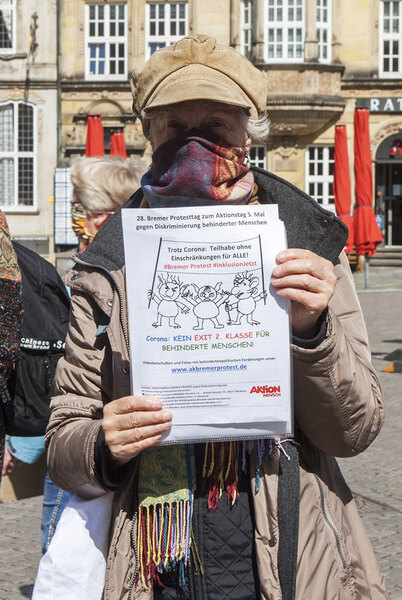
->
<box><xmin>130</xmin><ymin>35</ymin><xmax>267</xmax><ymax>118</ymax></box>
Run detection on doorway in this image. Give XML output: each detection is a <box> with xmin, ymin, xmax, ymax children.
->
<box><xmin>376</xmin><ymin>163</ymin><xmax>402</xmax><ymax>246</ymax></box>
<box><xmin>375</xmin><ymin>133</ymin><xmax>402</xmax><ymax>247</ymax></box>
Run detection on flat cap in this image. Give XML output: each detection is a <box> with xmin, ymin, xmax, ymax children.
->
<box><xmin>130</xmin><ymin>34</ymin><xmax>267</xmax><ymax>118</ymax></box>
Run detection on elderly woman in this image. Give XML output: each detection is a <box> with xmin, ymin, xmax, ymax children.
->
<box><xmin>47</xmin><ymin>36</ymin><xmax>388</xmax><ymax>599</ymax></box>
<box><xmin>70</xmin><ymin>155</ymin><xmax>145</xmax><ymax>250</ymax></box>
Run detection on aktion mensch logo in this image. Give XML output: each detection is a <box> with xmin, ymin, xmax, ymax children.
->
<box><xmin>250</xmin><ymin>385</ymin><xmax>281</xmax><ymax>397</ymax></box>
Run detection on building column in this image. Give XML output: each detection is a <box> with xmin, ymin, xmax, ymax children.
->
<box><xmin>253</xmin><ymin>0</ymin><xmax>265</xmax><ymax>62</ymax></box>
<box><xmin>331</xmin><ymin>0</ymin><xmax>342</xmax><ymax>64</ymax></box>
<box><xmin>305</xmin><ymin>0</ymin><xmax>319</xmax><ymax>62</ymax></box>
<box><xmin>230</xmin><ymin>0</ymin><xmax>241</xmax><ymax>50</ymax></box>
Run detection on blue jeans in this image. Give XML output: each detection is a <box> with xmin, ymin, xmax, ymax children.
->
<box><xmin>41</xmin><ymin>470</ymin><xmax>73</xmax><ymax>554</ymax></box>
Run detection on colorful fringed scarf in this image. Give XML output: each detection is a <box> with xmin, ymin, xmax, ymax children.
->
<box><xmin>137</xmin><ymin>445</ymin><xmax>193</xmax><ymax>589</ymax></box>
<box><xmin>136</xmin><ymin>439</ymin><xmax>277</xmax><ymax>590</ymax></box>
<box><xmin>141</xmin><ymin>131</ymin><xmax>254</xmax><ymax>208</ymax></box>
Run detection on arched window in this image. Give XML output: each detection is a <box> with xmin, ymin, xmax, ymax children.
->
<box><xmin>0</xmin><ymin>101</ymin><xmax>36</xmax><ymax>210</ymax></box>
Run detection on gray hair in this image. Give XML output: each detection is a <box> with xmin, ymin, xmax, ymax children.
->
<box><xmin>70</xmin><ymin>156</ymin><xmax>146</xmax><ymax>214</ymax></box>
<box><xmin>243</xmin><ymin>112</ymin><xmax>270</xmax><ymax>144</ymax></box>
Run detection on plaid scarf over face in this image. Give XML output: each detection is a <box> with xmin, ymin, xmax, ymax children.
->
<box><xmin>141</xmin><ymin>132</ymin><xmax>254</xmax><ymax>208</ymax></box>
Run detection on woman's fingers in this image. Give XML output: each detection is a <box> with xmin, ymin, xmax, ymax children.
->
<box><xmin>103</xmin><ymin>403</ymin><xmax>172</xmax><ymax>433</ymax></box>
<box><xmin>271</xmin><ymin>249</ymin><xmax>336</xmax><ymax>338</ymax></box>
<box><xmin>102</xmin><ymin>395</ymin><xmax>173</xmax><ymax>463</ymax></box>
<box><xmin>107</xmin><ymin>394</ymin><xmax>162</xmax><ymax>415</ymax></box>
<box><xmin>271</xmin><ymin>272</ymin><xmax>327</xmax><ymax>293</ymax></box>
<box><xmin>272</xmin><ymin>250</ymin><xmax>335</xmax><ymax>282</ymax></box>
<box><xmin>271</xmin><ymin>249</ymin><xmax>336</xmax><ymax>296</ymax></box>
<box><xmin>110</xmin><ymin>434</ymin><xmax>165</xmax><ymax>462</ymax></box>
<box><xmin>104</xmin><ymin>419</ymin><xmax>172</xmax><ymax>447</ymax></box>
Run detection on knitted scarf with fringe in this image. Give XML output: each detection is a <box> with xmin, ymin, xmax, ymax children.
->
<box><xmin>136</xmin><ymin>439</ymin><xmax>277</xmax><ymax>590</ymax></box>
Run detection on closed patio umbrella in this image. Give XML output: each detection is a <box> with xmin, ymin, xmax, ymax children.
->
<box><xmin>353</xmin><ymin>107</ymin><xmax>382</xmax><ymax>257</ymax></box>
<box><xmin>85</xmin><ymin>115</ymin><xmax>104</xmax><ymax>157</ymax></box>
<box><xmin>333</xmin><ymin>125</ymin><xmax>354</xmax><ymax>253</ymax></box>
<box><xmin>110</xmin><ymin>131</ymin><xmax>127</xmax><ymax>159</ymax></box>
<box><xmin>353</xmin><ymin>107</ymin><xmax>383</xmax><ymax>287</ymax></box>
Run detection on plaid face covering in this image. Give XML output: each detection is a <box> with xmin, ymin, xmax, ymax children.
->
<box><xmin>141</xmin><ymin>131</ymin><xmax>254</xmax><ymax>208</ymax></box>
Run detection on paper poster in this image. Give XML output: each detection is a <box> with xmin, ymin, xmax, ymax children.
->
<box><xmin>122</xmin><ymin>204</ymin><xmax>292</xmax><ymax>444</ymax></box>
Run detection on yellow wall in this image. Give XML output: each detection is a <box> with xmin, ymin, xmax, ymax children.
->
<box><xmin>58</xmin><ymin>0</ymin><xmax>402</xmax><ymax>193</ymax></box>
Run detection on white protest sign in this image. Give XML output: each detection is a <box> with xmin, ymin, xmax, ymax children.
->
<box><xmin>122</xmin><ymin>204</ymin><xmax>292</xmax><ymax>443</ymax></box>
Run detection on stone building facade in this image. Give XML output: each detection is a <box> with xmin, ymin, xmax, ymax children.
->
<box><xmin>1</xmin><ymin>0</ymin><xmax>401</xmax><ymax>258</ymax></box>
<box><xmin>0</xmin><ymin>0</ymin><xmax>58</xmax><ymax>260</ymax></box>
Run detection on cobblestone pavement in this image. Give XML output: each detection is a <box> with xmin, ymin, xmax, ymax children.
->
<box><xmin>337</xmin><ymin>269</ymin><xmax>402</xmax><ymax>599</ymax></box>
<box><xmin>0</xmin><ymin>267</ymin><xmax>401</xmax><ymax>600</ymax></box>
<box><xmin>0</xmin><ymin>496</ymin><xmax>42</xmax><ymax>600</ymax></box>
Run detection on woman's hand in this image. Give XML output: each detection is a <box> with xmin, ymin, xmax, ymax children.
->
<box><xmin>102</xmin><ymin>395</ymin><xmax>172</xmax><ymax>465</ymax></box>
<box><xmin>271</xmin><ymin>249</ymin><xmax>336</xmax><ymax>338</ymax></box>
<box><xmin>2</xmin><ymin>446</ymin><xmax>23</xmax><ymax>476</ymax></box>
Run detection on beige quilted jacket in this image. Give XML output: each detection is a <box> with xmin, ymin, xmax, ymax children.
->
<box><xmin>46</xmin><ymin>244</ymin><xmax>389</xmax><ymax>599</ymax></box>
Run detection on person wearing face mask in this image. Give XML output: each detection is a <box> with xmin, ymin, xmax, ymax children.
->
<box><xmin>46</xmin><ymin>36</ymin><xmax>388</xmax><ymax>600</ymax></box>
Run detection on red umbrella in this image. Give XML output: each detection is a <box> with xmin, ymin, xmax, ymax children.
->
<box><xmin>110</xmin><ymin>131</ymin><xmax>127</xmax><ymax>159</ymax></box>
<box><xmin>333</xmin><ymin>125</ymin><xmax>354</xmax><ymax>253</ymax></box>
<box><xmin>353</xmin><ymin>107</ymin><xmax>382</xmax><ymax>256</ymax></box>
<box><xmin>85</xmin><ymin>115</ymin><xmax>104</xmax><ymax>157</ymax></box>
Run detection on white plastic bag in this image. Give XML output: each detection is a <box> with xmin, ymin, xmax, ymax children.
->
<box><xmin>32</xmin><ymin>492</ymin><xmax>114</xmax><ymax>600</ymax></box>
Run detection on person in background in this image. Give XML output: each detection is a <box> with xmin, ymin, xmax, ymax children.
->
<box><xmin>4</xmin><ymin>156</ymin><xmax>145</xmax><ymax>553</ymax></box>
<box><xmin>0</xmin><ymin>211</ymin><xmax>22</xmax><ymax>486</ymax></box>
<box><xmin>2</xmin><ymin>242</ymin><xmax>71</xmax><ymax>554</ymax></box>
<box><xmin>70</xmin><ymin>155</ymin><xmax>146</xmax><ymax>251</ymax></box>
<box><xmin>47</xmin><ymin>36</ymin><xmax>388</xmax><ymax>599</ymax></box>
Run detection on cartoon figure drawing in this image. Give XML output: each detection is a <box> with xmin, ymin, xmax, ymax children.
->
<box><xmin>148</xmin><ymin>274</ymin><xmax>189</xmax><ymax>328</ymax></box>
<box><xmin>225</xmin><ymin>271</ymin><xmax>266</xmax><ymax>325</ymax></box>
<box><xmin>181</xmin><ymin>282</ymin><xmax>228</xmax><ymax>330</ymax></box>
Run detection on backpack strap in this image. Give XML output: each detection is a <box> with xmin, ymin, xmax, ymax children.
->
<box><xmin>277</xmin><ymin>441</ymin><xmax>300</xmax><ymax>600</ymax></box>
